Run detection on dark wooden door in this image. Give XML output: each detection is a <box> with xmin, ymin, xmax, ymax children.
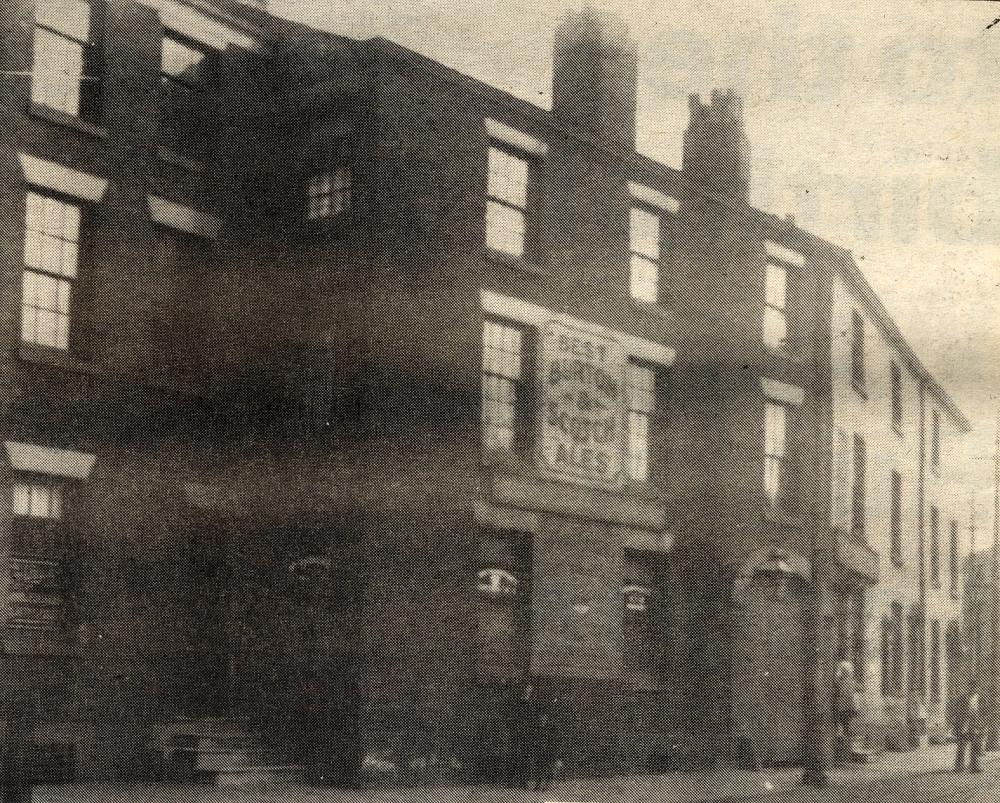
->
<box><xmin>734</xmin><ymin>578</ymin><xmax>807</xmax><ymax>765</ymax></box>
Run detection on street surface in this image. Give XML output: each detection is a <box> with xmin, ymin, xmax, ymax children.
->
<box><xmin>30</xmin><ymin>746</ymin><xmax>1000</xmax><ymax>803</ymax></box>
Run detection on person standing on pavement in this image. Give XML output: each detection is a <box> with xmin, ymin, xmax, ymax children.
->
<box><xmin>532</xmin><ymin>690</ymin><xmax>561</xmax><ymax>793</ymax></box>
<box><xmin>512</xmin><ymin>681</ymin><xmax>537</xmax><ymax>789</ymax></box>
<box><xmin>834</xmin><ymin>650</ymin><xmax>859</xmax><ymax>759</ymax></box>
<box><xmin>953</xmin><ymin>683</ymin><xmax>982</xmax><ymax>773</ymax></box>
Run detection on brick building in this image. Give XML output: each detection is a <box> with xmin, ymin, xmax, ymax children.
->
<box><xmin>0</xmin><ymin>0</ymin><xmax>973</xmax><ymax>785</ymax></box>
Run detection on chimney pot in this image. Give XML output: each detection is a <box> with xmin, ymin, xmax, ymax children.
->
<box><xmin>551</xmin><ymin>9</ymin><xmax>638</xmax><ymax>150</ymax></box>
<box><xmin>682</xmin><ymin>87</ymin><xmax>751</xmax><ymax>202</ymax></box>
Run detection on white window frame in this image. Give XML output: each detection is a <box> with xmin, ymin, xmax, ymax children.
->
<box><xmin>764</xmin><ymin>401</ymin><xmax>787</xmax><ymax>509</ymax></box>
<box><xmin>160</xmin><ymin>30</ymin><xmax>214</xmax><ymax>91</ymax></box>
<box><xmin>485</xmin><ymin>145</ymin><xmax>531</xmax><ymax>258</ymax></box>
<box><xmin>12</xmin><ymin>481</ymin><xmax>64</xmax><ymax>521</ymax></box>
<box><xmin>762</xmin><ymin>379</ymin><xmax>803</xmax><ymax>511</ymax></box>
<box><xmin>627</xmin><ymin>360</ymin><xmax>656</xmax><ymax>482</ymax></box>
<box><xmin>31</xmin><ymin>0</ymin><xmax>91</xmax><ymax>117</ymax></box>
<box><xmin>481</xmin><ymin>318</ymin><xmax>527</xmax><ymax>454</ymax></box>
<box><xmin>307</xmin><ymin>167</ymin><xmax>351</xmax><ymax>221</ymax></box>
<box><xmin>22</xmin><ymin>191</ymin><xmax>84</xmax><ymax>351</ymax></box>
<box><xmin>629</xmin><ymin>206</ymin><xmax>660</xmax><ymax>304</ymax></box>
<box><xmin>764</xmin><ymin>262</ymin><xmax>788</xmax><ymax>350</ymax></box>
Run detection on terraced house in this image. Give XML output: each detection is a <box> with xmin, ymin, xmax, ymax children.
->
<box><xmin>0</xmin><ymin>0</ymin><xmax>973</xmax><ymax>786</ymax></box>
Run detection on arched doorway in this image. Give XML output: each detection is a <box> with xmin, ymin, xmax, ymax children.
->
<box><xmin>732</xmin><ymin>552</ymin><xmax>810</xmax><ymax>766</ymax></box>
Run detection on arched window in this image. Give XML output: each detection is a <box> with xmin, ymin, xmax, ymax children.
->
<box><xmin>476</xmin><ymin>568</ymin><xmax>519</xmax><ymax>599</ymax></box>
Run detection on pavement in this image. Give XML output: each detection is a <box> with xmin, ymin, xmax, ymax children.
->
<box><xmin>31</xmin><ymin>744</ymin><xmax>999</xmax><ymax>803</ymax></box>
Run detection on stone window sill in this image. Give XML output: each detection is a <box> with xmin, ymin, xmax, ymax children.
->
<box><xmin>764</xmin><ymin>506</ymin><xmax>804</xmax><ymax>528</ymax></box>
<box><xmin>630</xmin><ymin>296</ymin><xmax>673</xmax><ymax>322</ymax></box>
<box><xmin>28</xmin><ymin>102</ymin><xmax>107</xmax><ymax>140</ymax></box>
<box><xmin>158</xmin><ymin>146</ymin><xmax>206</xmax><ymax>173</ymax></box>
<box><xmin>18</xmin><ymin>343</ymin><xmax>101</xmax><ymax>376</ymax></box>
<box><xmin>485</xmin><ymin>247</ymin><xmax>551</xmax><ymax>279</ymax></box>
<box><xmin>765</xmin><ymin>343</ymin><xmax>805</xmax><ymax>368</ymax></box>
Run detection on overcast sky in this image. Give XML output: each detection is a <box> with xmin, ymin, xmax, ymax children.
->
<box><xmin>271</xmin><ymin>0</ymin><xmax>1000</xmax><ymax>535</ymax></box>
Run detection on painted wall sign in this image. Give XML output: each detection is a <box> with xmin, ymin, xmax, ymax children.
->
<box><xmin>537</xmin><ymin>317</ymin><xmax>626</xmax><ymax>488</ymax></box>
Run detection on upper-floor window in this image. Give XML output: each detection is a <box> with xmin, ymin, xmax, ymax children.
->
<box><xmin>627</xmin><ymin>361</ymin><xmax>656</xmax><ymax>482</ymax></box>
<box><xmin>949</xmin><ymin>519</ymin><xmax>959</xmax><ymax>598</ymax></box>
<box><xmin>890</xmin><ymin>361</ymin><xmax>903</xmax><ymax>430</ymax></box>
<box><xmin>931</xmin><ymin>409</ymin><xmax>941</xmax><ymax>471</ymax></box>
<box><xmin>929</xmin><ymin>619</ymin><xmax>941</xmax><ymax>703</ymax></box>
<box><xmin>930</xmin><ymin>505</ymin><xmax>940</xmax><ymax>586</ymax></box>
<box><xmin>482</xmin><ymin>319</ymin><xmax>531</xmax><ymax>454</ymax></box>
<box><xmin>890</xmin><ymin>470</ymin><xmax>902</xmax><ymax>566</ymax></box>
<box><xmin>162</xmin><ymin>32</ymin><xmax>215</xmax><ymax>88</ymax></box>
<box><xmin>764</xmin><ymin>401</ymin><xmax>797</xmax><ymax>512</ymax></box>
<box><xmin>486</xmin><ymin>146</ymin><xmax>531</xmax><ymax>258</ymax></box>
<box><xmin>13</xmin><ymin>481</ymin><xmax>63</xmax><ymax>520</ymax></box>
<box><xmin>629</xmin><ymin>207</ymin><xmax>660</xmax><ymax>304</ymax></box>
<box><xmin>851</xmin><ymin>434</ymin><xmax>866</xmax><ymax>537</ymax></box>
<box><xmin>22</xmin><ymin>191</ymin><xmax>84</xmax><ymax>352</ymax></box>
<box><xmin>764</xmin><ymin>262</ymin><xmax>788</xmax><ymax>351</ymax></box>
<box><xmin>307</xmin><ymin>167</ymin><xmax>351</xmax><ymax>220</ymax></box>
<box><xmin>31</xmin><ymin>0</ymin><xmax>99</xmax><ymax>119</ymax></box>
<box><xmin>851</xmin><ymin>310</ymin><xmax>865</xmax><ymax>392</ymax></box>
<box><xmin>160</xmin><ymin>31</ymin><xmax>218</xmax><ymax>160</ymax></box>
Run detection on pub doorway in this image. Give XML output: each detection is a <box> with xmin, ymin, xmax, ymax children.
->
<box><xmin>732</xmin><ymin>566</ymin><xmax>809</xmax><ymax>766</ymax></box>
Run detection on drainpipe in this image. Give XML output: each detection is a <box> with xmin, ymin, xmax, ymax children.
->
<box><xmin>915</xmin><ymin>380</ymin><xmax>928</xmax><ymax>744</ymax></box>
<box><xmin>988</xmin><ymin>414</ymin><xmax>1000</xmax><ymax>750</ymax></box>
<box><xmin>802</xmin><ymin>260</ymin><xmax>835</xmax><ymax>787</ymax></box>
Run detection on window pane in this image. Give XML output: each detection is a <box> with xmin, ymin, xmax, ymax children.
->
<box><xmin>486</xmin><ymin>200</ymin><xmax>525</xmax><ymax>257</ymax></box>
<box><xmin>765</xmin><ymin>263</ymin><xmax>787</xmax><ymax>309</ymax></box>
<box><xmin>764</xmin><ymin>454</ymin><xmax>781</xmax><ymax>505</ymax></box>
<box><xmin>13</xmin><ymin>483</ymin><xmax>62</xmax><ymax>520</ymax></box>
<box><xmin>482</xmin><ymin>319</ymin><xmax>525</xmax><ymax>454</ymax></box>
<box><xmin>159</xmin><ymin>77</ymin><xmax>212</xmax><ymax>159</ymax></box>
<box><xmin>627</xmin><ymin>363</ymin><xmax>655</xmax><ymax>415</ymax></box>
<box><xmin>25</xmin><ymin>193</ymin><xmax>81</xmax><ymax>278</ymax></box>
<box><xmin>13</xmin><ymin>484</ymin><xmax>32</xmax><ymax>516</ymax></box>
<box><xmin>22</xmin><ymin>271</ymin><xmax>72</xmax><ymax>349</ymax></box>
<box><xmin>630</xmin><ymin>208</ymin><xmax>659</xmax><ymax>259</ymax></box>
<box><xmin>308</xmin><ymin>172</ymin><xmax>332</xmax><ymax>197</ymax></box>
<box><xmin>36</xmin><ymin>0</ymin><xmax>90</xmax><ymax>41</ymax></box>
<box><xmin>630</xmin><ymin>254</ymin><xmax>658</xmax><ymax>304</ymax></box>
<box><xmin>628</xmin><ymin>410</ymin><xmax>649</xmax><ymax>482</ymax></box>
<box><xmin>764</xmin><ymin>306</ymin><xmax>787</xmax><ymax>349</ymax></box>
<box><xmin>764</xmin><ymin>402</ymin><xmax>786</xmax><ymax>458</ymax></box>
<box><xmin>330</xmin><ymin>166</ymin><xmax>351</xmax><ymax>191</ymax></box>
<box><xmin>482</xmin><ymin>320</ymin><xmax>523</xmax><ymax>380</ymax></box>
<box><xmin>487</xmin><ymin>148</ymin><xmax>528</xmax><ymax>209</ymax></box>
<box><xmin>307</xmin><ymin>168</ymin><xmax>351</xmax><ymax>220</ymax></box>
<box><xmin>162</xmin><ymin>36</ymin><xmax>210</xmax><ymax>84</ymax></box>
<box><xmin>31</xmin><ymin>28</ymin><xmax>84</xmax><ymax>116</ymax></box>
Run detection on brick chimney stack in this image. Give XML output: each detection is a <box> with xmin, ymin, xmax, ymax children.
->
<box><xmin>551</xmin><ymin>7</ymin><xmax>638</xmax><ymax>150</ymax></box>
<box><xmin>682</xmin><ymin>89</ymin><xmax>751</xmax><ymax>202</ymax></box>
